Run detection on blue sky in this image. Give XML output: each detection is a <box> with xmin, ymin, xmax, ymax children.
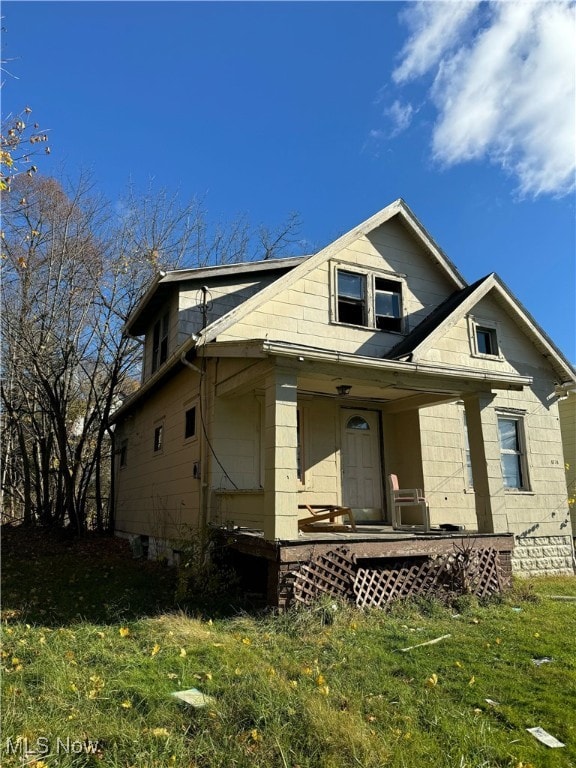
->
<box><xmin>3</xmin><ymin>1</ymin><xmax>575</xmax><ymax>360</ymax></box>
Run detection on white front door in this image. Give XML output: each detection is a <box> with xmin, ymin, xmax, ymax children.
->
<box><xmin>340</xmin><ymin>409</ymin><xmax>383</xmax><ymax>521</ymax></box>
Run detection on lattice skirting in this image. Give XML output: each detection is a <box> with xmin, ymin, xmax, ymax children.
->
<box><xmin>291</xmin><ymin>546</ymin><xmax>506</xmax><ymax>608</ymax></box>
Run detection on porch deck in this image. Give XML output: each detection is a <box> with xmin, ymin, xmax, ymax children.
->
<box><xmin>220</xmin><ymin>525</ymin><xmax>514</xmax><ymax>607</ymax></box>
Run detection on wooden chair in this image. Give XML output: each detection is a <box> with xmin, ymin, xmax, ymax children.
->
<box><xmin>388</xmin><ymin>474</ymin><xmax>430</xmax><ymax>532</ymax></box>
<box><xmin>298</xmin><ymin>504</ymin><xmax>356</xmax><ymax>532</ymax></box>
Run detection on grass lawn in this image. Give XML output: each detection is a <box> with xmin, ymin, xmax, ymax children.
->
<box><xmin>1</xmin><ymin>526</ymin><xmax>575</xmax><ymax>768</ymax></box>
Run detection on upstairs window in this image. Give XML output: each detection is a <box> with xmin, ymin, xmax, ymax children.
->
<box><xmin>375</xmin><ymin>278</ymin><xmax>402</xmax><ymax>332</ymax></box>
<box><xmin>476</xmin><ymin>326</ymin><xmax>498</xmax><ymax>356</ymax></box>
<box><xmin>335</xmin><ymin>268</ymin><xmax>403</xmax><ymax>332</ymax></box>
<box><xmin>152</xmin><ymin>312</ymin><xmax>170</xmax><ymax>373</ymax></box>
<box><xmin>337</xmin><ymin>271</ymin><xmax>366</xmax><ymax>326</ymax></box>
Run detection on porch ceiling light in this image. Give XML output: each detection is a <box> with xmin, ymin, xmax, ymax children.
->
<box><xmin>336</xmin><ymin>384</ymin><xmax>352</xmax><ymax>397</ymax></box>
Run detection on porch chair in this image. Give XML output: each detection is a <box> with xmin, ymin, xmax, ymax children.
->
<box><xmin>388</xmin><ymin>474</ymin><xmax>430</xmax><ymax>532</ymax></box>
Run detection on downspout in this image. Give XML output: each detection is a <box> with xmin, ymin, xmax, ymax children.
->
<box><xmin>180</xmin><ymin>351</ymin><xmax>208</xmax><ymax>537</ymax></box>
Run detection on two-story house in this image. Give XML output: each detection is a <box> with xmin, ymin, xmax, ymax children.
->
<box><xmin>111</xmin><ymin>199</ymin><xmax>576</xmax><ymax>602</ymax></box>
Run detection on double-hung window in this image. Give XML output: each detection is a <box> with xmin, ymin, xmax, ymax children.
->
<box><xmin>336</xmin><ymin>268</ymin><xmax>403</xmax><ymax>332</ymax></box>
<box><xmin>498</xmin><ymin>416</ymin><xmax>528</xmax><ymax>490</ymax></box>
<box><xmin>152</xmin><ymin>312</ymin><xmax>170</xmax><ymax>373</ymax></box>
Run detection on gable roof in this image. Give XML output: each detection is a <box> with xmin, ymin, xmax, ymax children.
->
<box><xmin>126</xmin><ymin>256</ymin><xmax>307</xmax><ymax>336</ymax></box>
<box><xmin>195</xmin><ymin>198</ymin><xmax>467</xmax><ymax>346</ymax></box>
<box><xmin>387</xmin><ymin>272</ymin><xmax>576</xmax><ymax>384</ymax></box>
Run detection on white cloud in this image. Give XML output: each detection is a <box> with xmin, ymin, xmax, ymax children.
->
<box><xmin>392</xmin><ymin>1</ymin><xmax>576</xmax><ymax>198</ymax></box>
<box><xmin>386</xmin><ymin>100</ymin><xmax>414</xmax><ymax>137</ymax></box>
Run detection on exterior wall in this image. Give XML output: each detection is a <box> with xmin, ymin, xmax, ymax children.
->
<box><xmin>114</xmin><ymin>368</ymin><xmax>201</xmax><ymax>541</ymax></box>
<box><xmin>559</xmin><ymin>393</ymin><xmax>576</xmax><ymax>536</ymax></box>
<box><xmin>420</xmin><ymin>402</ymin><xmax>478</xmax><ymax>529</ymax></box>
<box><xmin>178</xmin><ymin>275</ymin><xmax>280</xmax><ymax>344</ymax></box>
<box><xmin>512</xmin><ymin>535</ymin><xmax>574</xmax><ymax>576</ymax></box>
<box><xmin>218</xmin><ymin>220</ymin><xmax>456</xmax><ymax>357</ymax></box>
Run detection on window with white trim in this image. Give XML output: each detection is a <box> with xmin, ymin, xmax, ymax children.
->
<box><xmin>468</xmin><ymin>316</ymin><xmax>501</xmax><ymax>359</ymax></box>
<box><xmin>335</xmin><ymin>267</ymin><xmax>404</xmax><ymax>332</ymax></box>
<box><xmin>498</xmin><ymin>416</ymin><xmax>529</xmax><ymax>490</ymax></box>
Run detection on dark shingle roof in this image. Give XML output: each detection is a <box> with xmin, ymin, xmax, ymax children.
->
<box><xmin>385</xmin><ymin>275</ymin><xmax>492</xmax><ymax>361</ymax></box>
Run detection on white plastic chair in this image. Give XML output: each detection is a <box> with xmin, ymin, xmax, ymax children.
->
<box><xmin>388</xmin><ymin>473</ymin><xmax>430</xmax><ymax>532</ymax></box>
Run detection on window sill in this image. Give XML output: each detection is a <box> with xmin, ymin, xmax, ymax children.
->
<box><xmin>331</xmin><ymin>320</ymin><xmax>405</xmax><ymax>335</ymax></box>
<box><xmin>504</xmin><ymin>489</ymin><xmax>534</xmax><ymax>495</ymax></box>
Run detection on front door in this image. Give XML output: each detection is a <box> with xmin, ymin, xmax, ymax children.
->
<box><xmin>340</xmin><ymin>409</ymin><xmax>383</xmax><ymax>522</ymax></box>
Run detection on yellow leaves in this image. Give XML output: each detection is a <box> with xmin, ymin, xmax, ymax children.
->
<box><xmin>468</xmin><ymin>676</ymin><xmax>476</xmax><ymax>687</ymax></box>
<box><xmin>426</xmin><ymin>673</ymin><xmax>439</xmax><ymax>688</ymax></box>
<box><xmin>315</xmin><ymin>674</ymin><xmax>326</xmax><ymax>687</ymax></box>
<box><xmin>179</xmin><ymin>647</ymin><xmax>187</xmax><ymax>657</ymax></box>
<box><xmin>121</xmin><ymin>700</ymin><xmax>132</xmax><ymax>709</ymax></box>
<box><xmin>87</xmin><ymin>674</ymin><xmax>105</xmax><ymax>699</ymax></box>
<box><xmin>151</xmin><ymin>727</ymin><xmax>170</xmax><ymax>738</ymax></box>
<box><xmin>119</xmin><ymin>627</ymin><xmax>130</xmax><ymax>637</ymax></box>
<box><xmin>454</xmin><ymin>661</ymin><xmax>463</xmax><ymax>668</ymax></box>
<box><xmin>288</xmin><ymin>680</ymin><xmax>298</xmax><ymax>689</ymax></box>
<box><xmin>249</xmin><ymin>728</ymin><xmax>262</xmax><ymax>743</ymax></box>
<box><xmin>533</xmin><ymin>632</ymin><xmax>540</xmax><ymax>638</ymax></box>
<box><xmin>0</xmin><ymin>150</ymin><xmax>14</xmax><ymax>167</ymax></box>
<box><xmin>151</xmin><ymin>643</ymin><xmax>161</xmax><ymax>656</ymax></box>
<box><xmin>241</xmin><ymin>637</ymin><xmax>251</xmax><ymax>645</ymax></box>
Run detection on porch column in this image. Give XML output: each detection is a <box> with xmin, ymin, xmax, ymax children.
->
<box><xmin>263</xmin><ymin>368</ymin><xmax>299</xmax><ymax>540</ymax></box>
<box><xmin>463</xmin><ymin>394</ymin><xmax>507</xmax><ymax>533</ymax></box>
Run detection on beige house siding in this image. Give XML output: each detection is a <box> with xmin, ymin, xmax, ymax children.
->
<box><xmin>559</xmin><ymin>392</ymin><xmax>576</xmax><ymax>536</ymax></box>
<box><xmin>141</xmin><ymin>292</ymin><xmax>180</xmax><ymax>383</ymax></box>
<box><xmin>178</xmin><ymin>275</ymin><xmax>280</xmax><ymax>344</ymax></box>
<box><xmin>420</xmin><ymin>403</ymin><xmax>477</xmax><ymax>529</ymax></box>
<box><xmin>114</xmin><ymin>369</ymin><xmax>201</xmax><ymax>540</ymax></box>
<box><xmin>217</xmin><ymin>222</ymin><xmax>456</xmax><ymax>356</ymax></box>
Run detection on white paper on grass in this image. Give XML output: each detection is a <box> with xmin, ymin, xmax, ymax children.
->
<box><xmin>526</xmin><ymin>727</ymin><xmax>565</xmax><ymax>748</ymax></box>
<box><xmin>172</xmin><ymin>688</ymin><xmax>215</xmax><ymax>708</ymax></box>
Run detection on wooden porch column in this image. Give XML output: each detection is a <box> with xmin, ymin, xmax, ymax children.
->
<box><xmin>263</xmin><ymin>368</ymin><xmax>299</xmax><ymax>540</ymax></box>
<box><xmin>463</xmin><ymin>394</ymin><xmax>508</xmax><ymax>534</ymax></box>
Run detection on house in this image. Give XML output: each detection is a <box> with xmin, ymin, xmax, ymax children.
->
<box><xmin>111</xmin><ymin>199</ymin><xmax>576</xmax><ymax>601</ymax></box>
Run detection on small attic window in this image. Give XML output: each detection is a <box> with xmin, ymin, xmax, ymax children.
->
<box><xmin>468</xmin><ymin>316</ymin><xmax>501</xmax><ymax>359</ymax></box>
<box><xmin>476</xmin><ymin>327</ymin><xmax>498</xmax><ymax>355</ymax></box>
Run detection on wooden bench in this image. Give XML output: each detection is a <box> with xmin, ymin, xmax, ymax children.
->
<box><xmin>298</xmin><ymin>504</ymin><xmax>356</xmax><ymax>532</ymax></box>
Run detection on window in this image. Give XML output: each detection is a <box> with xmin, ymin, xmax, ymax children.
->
<box><xmin>476</xmin><ymin>326</ymin><xmax>498</xmax><ymax>356</ymax></box>
<box><xmin>152</xmin><ymin>312</ymin><xmax>170</xmax><ymax>373</ymax></box>
<box><xmin>184</xmin><ymin>406</ymin><xmax>196</xmax><ymax>439</ymax></box>
<box><xmin>347</xmin><ymin>415</ymin><xmax>370</xmax><ymax>430</ymax></box>
<box><xmin>469</xmin><ymin>316</ymin><xmax>500</xmax><ymax>358</ymax></box>
<box><xmin>375</xmin><ymin>278</ymin><xmax>402</xmax><ymax>332</ymax></box>
<box><xmin>119</xmin><ymin>440</ymin><xmax>128</xmax><ymax>468</ymax></box>
<box><xmin>153</xmin><ymin>424</ymin><xmax>164</xmax><ymax>453</ymax></box>
<box><xmin>336</xmin><ymin>268</ymin><xmax>403</xmax><ymax>332</ymax></box>
<box><xmin>337</xmin><ymin>271</ymin><xmax>366</xmax><ymax>326</ymax></box>
<box><xmin>498</xmin><ymin>416</ymin><xmax>528</xmax><ymax>490</ymax></box>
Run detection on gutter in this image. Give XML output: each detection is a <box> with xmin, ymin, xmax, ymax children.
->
<box><xmin>258</xmin><ymin>340</ymin><xmax>533</xmax><ymax>389</ymax></box>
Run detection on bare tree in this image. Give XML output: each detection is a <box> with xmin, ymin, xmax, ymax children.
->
<box><xmin>1</xmin><ymin>173</ymin><xmax>301</xmax><ymax>532</ymax></box>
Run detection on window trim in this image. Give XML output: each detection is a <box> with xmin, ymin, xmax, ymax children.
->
<box><xmin>468</xmin><ymin>315</ymin><xmax>503</xmax><ymax>360</ymax></box>
<box><xmin>497</xmin><ymin>413</ymin><xmax>530</xmax><ymax>492</ymax></box>
<box><xmin>332</xmin><ymin>262</ymin><xmax>406</xmax><ymax>334</ymax></box>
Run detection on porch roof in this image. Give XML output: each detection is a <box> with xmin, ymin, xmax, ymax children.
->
<box><xmin>205</xmin><ymin>338</ymin><xmax>533</xmax><ymax>397</ymax></box>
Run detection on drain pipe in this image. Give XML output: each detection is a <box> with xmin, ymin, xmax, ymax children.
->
<box><xmin>180</xmin><ymin>351</ymin><xmax>208</xmax><ymax>537</ymax></box>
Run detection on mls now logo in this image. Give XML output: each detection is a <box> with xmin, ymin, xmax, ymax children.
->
<box><xmin>4</xmin><ymin>737</ymin><xmax>100</xmax><ymax>755</ymax></box>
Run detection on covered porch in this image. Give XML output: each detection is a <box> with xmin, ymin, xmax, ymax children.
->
<box><xmin>206</xmin><ymin>339</ymin><xmax>530</xmax><ymax>543</ymax></box>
